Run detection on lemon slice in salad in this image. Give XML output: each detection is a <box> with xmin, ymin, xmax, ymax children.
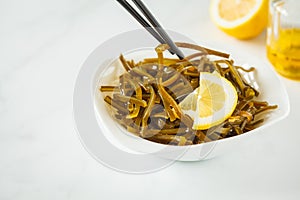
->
<box><xmin>180</xmin><ymin>72</ymin><xmax>238</xmax><ymax>130</ymax></box>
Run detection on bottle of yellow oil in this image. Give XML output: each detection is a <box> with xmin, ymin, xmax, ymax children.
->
<box><xmin>267</xmin><ymin>0</ymin><xmax>300</xmax><ymax>80</ymax></box>
<box><xmin>267</xmin><ymin>28</ymin><xmax>300</xmax><ymax>80</ymax></box>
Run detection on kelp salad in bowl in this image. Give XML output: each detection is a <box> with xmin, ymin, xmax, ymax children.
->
<box><xmin>99</xmin><ymin>41</ymin><xmax>279</xmax><ymax>145</ymax></box>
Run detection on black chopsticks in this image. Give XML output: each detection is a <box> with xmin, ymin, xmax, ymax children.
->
<box><xmin>116</xmin><ymin>0</ymin><xmax>185</xmax><ymax>60</ymax></box>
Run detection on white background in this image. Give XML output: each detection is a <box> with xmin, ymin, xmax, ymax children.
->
<box><xmin>1</xmin><ymin>0</ymin><xmax>300</xmax><ymax>199</ymax></box>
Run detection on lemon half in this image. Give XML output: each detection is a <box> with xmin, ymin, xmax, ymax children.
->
<box><xmin>210</xmin><ymin>0</ymin><xmax>268</xmax><ymax>39</ymax></box>
<box><xmin>180</xmin><ymin>72</ymin><xmax>238</xmax><ymax>130</ymax></box>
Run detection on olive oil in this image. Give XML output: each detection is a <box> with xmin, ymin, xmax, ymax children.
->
<box><xmin>267</xmin><ymin>28</ymin><xmax>300</xmax><ymax>80</ymax></box>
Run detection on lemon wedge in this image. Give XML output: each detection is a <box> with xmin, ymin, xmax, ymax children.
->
<box><xmin>179</xmin><ymin>72</ymin><xmax>238</xmax><ymax>130</ymax></box>
<box><xmin>210</xmin><ymin>0</ymin><xmax>268</xmax><ymax>39</ymax></box>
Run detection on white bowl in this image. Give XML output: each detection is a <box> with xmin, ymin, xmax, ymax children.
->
<box><xmin>73</xmin><ymin>29</ymin><xmax>290</xmax><ymax>172</ymax></box>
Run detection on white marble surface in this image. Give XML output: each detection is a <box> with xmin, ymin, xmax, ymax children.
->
<box><xmin>1</xmin><ymin>0</ymin><xmax>300</xmax><ymax>199</ymax></box>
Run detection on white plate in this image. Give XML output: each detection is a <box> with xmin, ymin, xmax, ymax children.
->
<box><xmin>73</xmin><ymin>29</ymin><xmax>290</xmax><ymax>173</ymax></box>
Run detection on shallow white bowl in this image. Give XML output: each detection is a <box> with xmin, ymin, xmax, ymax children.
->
<box><xmin>73</xmin><ymin>29</ymin><xmax>290</xmax><ymax>171</ymax></box>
